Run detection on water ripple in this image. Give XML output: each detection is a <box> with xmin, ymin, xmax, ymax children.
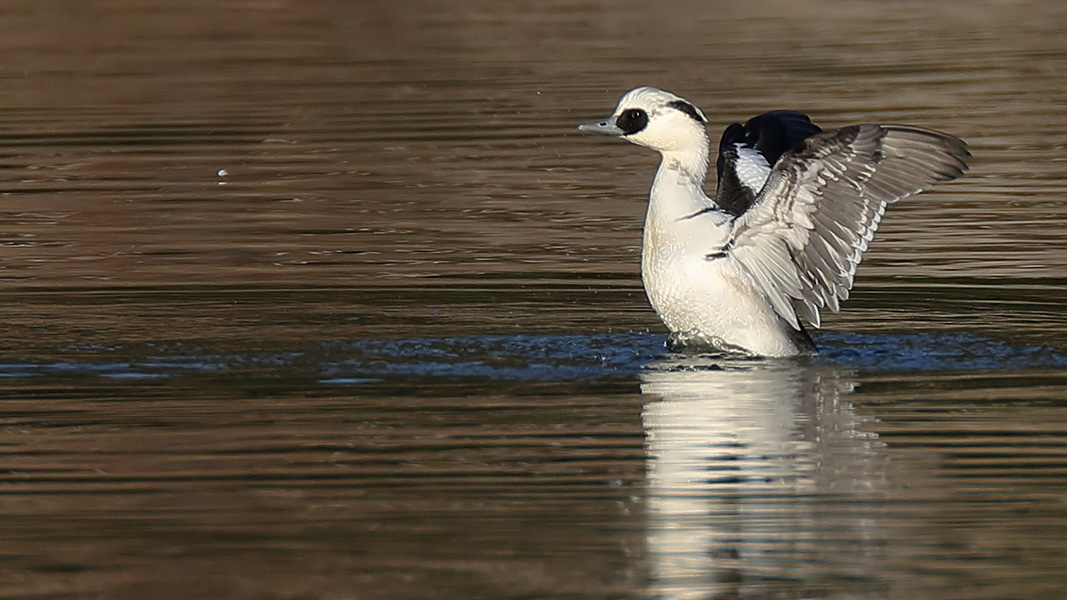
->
<box><xmin>2</xmin><ymin>332</ymin><xmax>1063</xmax><ymax>383</ymax></box>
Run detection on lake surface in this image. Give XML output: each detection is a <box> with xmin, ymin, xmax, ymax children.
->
<box><xmin>1</xmin><ymin>1</ymin><xmax>1066</xmax><ymax>598</ymax></box>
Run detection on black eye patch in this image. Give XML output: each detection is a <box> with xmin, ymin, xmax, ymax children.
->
<box><xmin>667</xmin><ymin>100</ymin><xmax>706</xmax><ymax>123</ymax></box>
<box><xmin>615</xmin><ymin>108</ymin><xmax>649</xmax><ymax>135</ymax></box>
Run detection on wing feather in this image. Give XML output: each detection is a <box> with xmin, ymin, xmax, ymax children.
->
<box><xmin>725</xmin><ymin>124</ymin><xmax>969</xmax><ymax>330</ymax></box>
<box><xmin>715</xmin><ymin>111</ymin><xmax>823</xmax><ymax>216</ymax></box>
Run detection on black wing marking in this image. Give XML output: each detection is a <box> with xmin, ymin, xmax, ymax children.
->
<box><xmin>714</xmin><ymin>111</ymin><xmax>823</xmax><ymax>217</ymax></box>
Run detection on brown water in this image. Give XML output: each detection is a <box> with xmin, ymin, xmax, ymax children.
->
<box><xmin>2</xmin><ymin>1</ymin><xmax>1067</xmax><ymax>598</ymax></box>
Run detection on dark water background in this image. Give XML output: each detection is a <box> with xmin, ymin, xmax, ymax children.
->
<box><xmin>1</xmin><ymin>1</ymin><xmax>1066</xmax><ymax>598</ymax></box>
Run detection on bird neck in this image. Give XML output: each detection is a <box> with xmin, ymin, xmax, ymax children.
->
<box><xmin>649</xmin><ymin>142</ymin><xmax>713</xmax><ymax>221</ymax></box>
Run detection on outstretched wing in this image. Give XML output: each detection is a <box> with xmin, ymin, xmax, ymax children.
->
<box><xmin>715</xmin><ymin>111</ymin><xmax>823</xmax><ymax>216</ymax></box>
<box><xmin>724</xmin><ymin>124</ymin><xmax>970</xmax><ymax>329</ymax></box>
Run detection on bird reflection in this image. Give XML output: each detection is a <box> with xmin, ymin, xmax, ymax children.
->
<box><xmin>640</xmin><ymin>355</ymin><xmax>887</xmax><ymax>598</ymax></box>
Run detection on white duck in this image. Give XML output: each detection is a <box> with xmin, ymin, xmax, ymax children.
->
<box><xmin>579</xmin><ymin>87</ymin><xmax>969</xmax><ymax>356</ymax></box>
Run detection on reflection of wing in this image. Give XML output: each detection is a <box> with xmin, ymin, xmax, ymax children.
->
<box><xmin>714</xmin><ymin>111</ymin><xmax>823</xmax><ymax>217</ymax></box>
<box><xmin>726</xmin><ymin>125</ymin><xmax>970</xmax><ymax>328</ymax></box>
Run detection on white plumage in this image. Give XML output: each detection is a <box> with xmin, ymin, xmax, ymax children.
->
<box><xmin>732</xmin><ymin>145</ymin><xmax>772</xmax><ymax>193</ymax></box>
<box><xmin>579</xmin><ymin>86</ymin><xmax>970</xmax><ymax>356</ymax></box>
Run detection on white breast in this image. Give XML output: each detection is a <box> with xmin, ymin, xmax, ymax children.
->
<box><xmin>641</xmin><ymin>207</ymin><xmax>803</xmax><ymax>357</ymax></box>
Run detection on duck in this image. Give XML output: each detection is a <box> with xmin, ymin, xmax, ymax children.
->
<box><xmin>578</xmin><ymin>86</ymin><xmax>969</xmax><ymax>357</ymax></box>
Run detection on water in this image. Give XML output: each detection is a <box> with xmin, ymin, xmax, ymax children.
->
<box><xmin>2</xmin><ymin>1</ymin><xmax>1067</xmax><ymax>598</ymax></box>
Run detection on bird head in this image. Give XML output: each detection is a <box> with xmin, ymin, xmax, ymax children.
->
<box><xmin>579</xmin><ymin>86</ymin><xmax>708</xmax><ymax>154</ymax></box>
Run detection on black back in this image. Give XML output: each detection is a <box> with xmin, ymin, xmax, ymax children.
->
<box><xmin>715</xmin><ymin>110</ymin><xmax>823</xmax><ymax>216</ymax></box>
